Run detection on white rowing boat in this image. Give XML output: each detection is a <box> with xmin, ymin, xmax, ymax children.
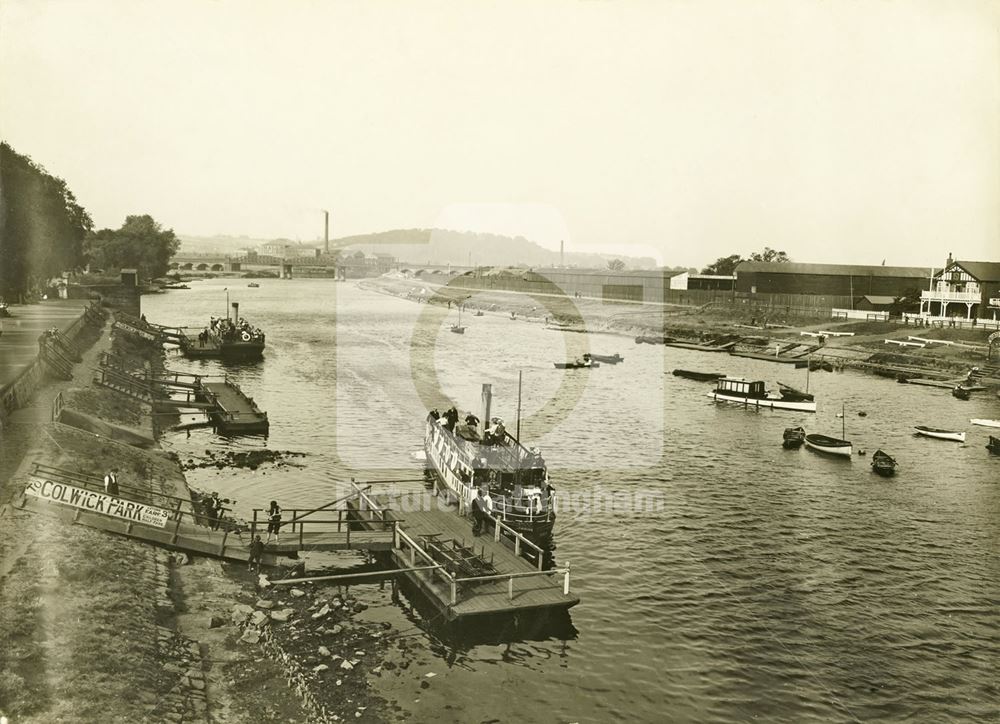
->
<box><xmin>914</xmin><ymin>426</ymin><xmax>965</xmax><ymax>442</ymax></box>
<box><xmin>970</xmin><ymin>419</ymin><xmax>1000</xmax><ymax>429</ymax></box>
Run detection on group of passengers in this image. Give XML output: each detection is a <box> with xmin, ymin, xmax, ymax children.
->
<box><xmin>203</xmin><ymin>316</ymin><xmax>263</xmax><ymax>344</ymax></box>
<box><xmin>431</xmin><ymin>407</ymin><xmax>506</xmax><ymax>444</ymax></box>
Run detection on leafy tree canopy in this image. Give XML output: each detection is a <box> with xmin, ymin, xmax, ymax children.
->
<box><xmin>607</xmin><ymin>258</ymin><xmax>626</xmax><ymax>271</ymax></box>
<box><xmin>84</xmin><ymin>215</ymin><xmax>180</xmax><ymax>280</ymax></box>
<box><xmin>701</xmin><ymin>247</ymin><xmax>791</xmax><ymax>275</ymax></box>
<box><xmin>0</xmin><ymin>142</ymin><xmax>93</xmax><ymax>298</ymax></box>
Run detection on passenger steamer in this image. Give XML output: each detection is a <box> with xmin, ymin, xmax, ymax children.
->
<box><xmin>424</xmin><ymin>384</ymin><xmax>555</xmax><ymax>546</ymax></box>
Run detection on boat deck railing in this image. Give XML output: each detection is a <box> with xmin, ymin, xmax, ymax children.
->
<box><xmin>349</xmin><ymin>482</ymin><xmax>567</xmax><ymax>604</ymax></box>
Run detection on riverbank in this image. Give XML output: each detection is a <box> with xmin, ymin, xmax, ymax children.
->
<box><xmin>0</xmin><ymin>316</ymin><xmax>403</xmax><ymax>723</ymax></box>
<box><xmin>361</xmin><ymin>275</ymin><xmax>1000</xmax><ymax>387</ymax></box>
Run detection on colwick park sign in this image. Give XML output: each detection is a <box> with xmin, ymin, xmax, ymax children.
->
<box><xmin>25</xmin><ymin>476</ymin><xmax>171</xmax><ymax>528</ymax></box>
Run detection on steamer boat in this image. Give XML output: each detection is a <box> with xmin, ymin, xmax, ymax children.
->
<box><xmin>424</xmin><ymin>384</ymin><xmax>555</xmax><ymax>547</ymax></box>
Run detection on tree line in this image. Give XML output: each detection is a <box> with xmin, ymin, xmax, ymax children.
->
<box><xmin>0</xmin><ymin>143</ymin><xmax>178</xmax><ymax>300</ymax></box>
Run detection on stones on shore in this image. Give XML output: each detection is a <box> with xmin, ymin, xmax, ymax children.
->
<box><xmin>269</xmin><ymin>608</ymin><xmax>294</xmax><ymax>623</ymax></box>
<box><xmin>181</xmin><ymin>449</ymin><xmax>307</xmax><ymax>471</ymax></box>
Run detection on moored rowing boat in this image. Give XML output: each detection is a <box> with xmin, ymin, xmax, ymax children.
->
<box><xmin>914</xmin><ymin>426</ymin><xmax>965</xmax><ymax>442</ymax></box>
<box><xmin>804</xmin><ymin>433</ymin><xmax>853</xmax><ymax>457</ymax></box>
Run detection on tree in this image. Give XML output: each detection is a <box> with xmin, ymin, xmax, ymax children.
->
<box><xmin>0</xmin><ymin>143</ymin><xmax>93</xmax><ymax>298</ymax></box>
<box><xmin>749</xmin><ymin>247</ymin><xmax>790</xmax><ymax>263</ymax></box>
<box><xmin>84</xmin><ymin>214</ymin><xmax>180</xmax><ymax>280</ymax></box>
<box><xmin>701</xmin><ymin>254</ymin><xmax>743</xmax><ymax>276</ymax></box>
<box><xmin>607</xmin><ymin>258</ymin><xmax>626</xmax><ymax>271</ymax></box>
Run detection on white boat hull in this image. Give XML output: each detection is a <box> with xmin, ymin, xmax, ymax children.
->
<box><xmin>971</xmin><ymin>419</ymin><xmax>1000</xmax><ymax>429</ymax></box>
<box><xmin>915</xmin><ymin>428</ymin><xmax>966</xmax><ymax>442</ymax></box>
<box><xmin>804</xmin><ymin>440</ymin><xmax>853</xmax><ymax>457</ymax></box>
<box><xmin>707</xmin><ymin>391</ymin><xmax>817</xmax><ymax>412</ymax></box>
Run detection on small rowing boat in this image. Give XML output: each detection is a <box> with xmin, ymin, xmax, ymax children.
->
<box><xmin>971</xmin><ymin>419</ymin><xmax>1000</xmax><ymax>429</ymax></box>
<box><xmin>805</xmin><ymin>433</ymin><xmax>853</xmax><ymax>457</ymax></box>
<box><xmin>672</xmin><ymin>369</ymin><xmax>723</xmax><ymax>381</ymax></box>
<box><xmin>777</xmin><ymin>381</ymin><xmax>814</xmax><ymax>402</ymax></box>
<box><xmin>871</xmin><ymin>449</ymin><xmax>897</xmax><ymax>477</ymax></box>
<box><xmin>952</xmin><ymin>386</ymin><xmax>970</xmax><ymax>400</ymax></box>
<box><xmin>590</xmin><ymin>353</ymin><xmax>624</xmax><ymax>364</ymax></box>
<box><xmin>987</xmin><ymin>436</ymin><xmax>1000</xmax><ymax>455</ymax></box>
<box><xmin>554</xmin><ymin>359</ymin><xmax>600</xmax><ymax>369</ymax></box>
<box><xmin>914</xmin><ymin>426</ymin><xmax>965</xmax><ymax>443</ymax></box>
<box><xmin>782</xmin><ymin>426</ymin><xmax>806</xmax><ymax>449</ymax></box>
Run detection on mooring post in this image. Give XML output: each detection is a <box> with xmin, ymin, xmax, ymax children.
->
<box><xmin>450</xmin><ymin>579</ymin><xmax>457</xmax><ymax>605</ymax></box>
<box><xmin>514</xmin><ymin>536</ymin><xmax>521</xmax><ymax>557</ymax></box>
<box><xmin>508</xmin><ymin>577</ymin><xmax>514</xmax><ymax>601</ymax></box>
<box><xmin>563</xmin><ymin>562</ymin><xmax>571</xmax><ymax>595</ymax></box>
<box><xmin>220</xmin><ymin>529</ymin><xmax>229</xmax><ymax>556</ymax></box>
<box><xmin>494</xmin><ymin>521</ymin><xmax>501</xmax><ymax>542</ymax></box>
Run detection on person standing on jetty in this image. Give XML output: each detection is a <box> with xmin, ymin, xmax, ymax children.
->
<box><xmin>248</xmin><ymin>535</ymin><xmax>265</xmax><ymax>572</ymax></box>
<box><xmin>103</xmin><ymin>468</ymin><xmax>120</xmax><ymax>497</ymax></box>
<box><xmin>471</xmin><ymin>486</ymin><xmax>493</xmax><ymax>536</ymax></box>
<box><xmin>265</xmin><ymin>500</ymin><xmax>282</xmax><ymax>543</ymax></box>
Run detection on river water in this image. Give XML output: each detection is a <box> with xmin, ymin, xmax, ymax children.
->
<box><xmin>142</xmin><ymin>278</ymin><xmax>999</xmax><ymax>723</ymax></box>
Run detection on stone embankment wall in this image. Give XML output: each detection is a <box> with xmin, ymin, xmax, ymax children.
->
<box><xmin>0</xmin><ymin>302</ymin><xmax>106</xmax><ymax>427</ymax></box>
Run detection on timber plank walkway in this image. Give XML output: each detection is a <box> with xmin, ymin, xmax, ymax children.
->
<box><xmin>350</xmin><ymin>483</ymin><xmax>578</xmax><ymax>621</ymax></box>
<box><xmin>13</xmin><ymin>464</ymin><xmax>393</xmax><ymax>566</ymax></box>
<box><xmin>201</xmin><ymin>380</ymin><xmax>269</xmax><ymax>434</ymax></box>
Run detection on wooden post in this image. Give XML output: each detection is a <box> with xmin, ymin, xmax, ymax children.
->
<box><xmin>508</xmin><ymin>577</ymin><xmax>514</xmax><ymax>600</ymax></box>
<box><xmin>537</xmin><ymin>549</ymin><xmax>543</xmax><ymax>571</ymax></box>
<box><xmin>220</xmin><ymin>529</ymin><xmax>229</xmax><ymax>556</ymax></box>
<box><xmin>450</xmin><ymin>579</ymin><xmax>457</xmax><ymax>605</ymax></box>
<box><xmin>494</xmin><ymin>521</ymin><xmax>501</xmax><ymax>542</ymax></box>
<box><xmin>410</xmin><ymin>546</ymin><xmax>416</xmax><ymax>567</ymax></box>
<box><xmin>563</xmin><ymin>563</ymin><xmax>571</xmax><ymax>595</ymax></box>
<box><xmin>393</xmin><ymin>523</ymin><xmax>399</xmax><ymax>549</ymax></box>
<box><xmin>514</xmin><ymin>536</ymin><xmax>521</xmax><ymax>556</ymax></box>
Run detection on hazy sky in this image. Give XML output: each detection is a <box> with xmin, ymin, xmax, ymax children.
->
<box><xmin>2</xmin><ymin>0</ymin><xmax>997</xmax><ymax>267</ymax></box>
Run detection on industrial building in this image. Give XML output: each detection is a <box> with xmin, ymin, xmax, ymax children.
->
<box><xmin>734</xmin><ymin>261</ymin><xmax>932</xmax><ymax>298</ymax></box>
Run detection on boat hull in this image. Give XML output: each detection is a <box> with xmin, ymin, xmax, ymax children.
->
<box><xmin>971</xmin><ymin>419</ymin><xmax>1000</xmax><ymax>429</ymax></box>
<box><xmin>804</xmin><ymin>434</ymin><xmax>853</xmax><ymax>457</ymax></box>
<box><xmin>673</xmin><ymin>369</ymin><xmax>723</xmax><ymax>381</ymax></box>
<box><xmin>708</xmin><ymin>391</ymin><xmax>817</xmax><ymax>412</ymax></box>
<box><xmin>914</xmin><ymin>427</ymin><xmax>965</xmax><ymax>442</ymax></box>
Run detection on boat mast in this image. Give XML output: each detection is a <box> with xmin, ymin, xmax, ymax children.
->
<box><xmin>842</xmin><ymin>401</ymin><xmax>846</xmax><ymax>439</ymax></box>
<box><xmin>516</xmin><ymin>370</ymin><xmax>523</xmax><ymax>443</ymax></box>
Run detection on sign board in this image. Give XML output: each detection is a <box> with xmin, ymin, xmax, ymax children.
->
<box><xmin>25</xmin><ymin>476</ymin><xmax>170</xmax><ymax>528</ymax></box>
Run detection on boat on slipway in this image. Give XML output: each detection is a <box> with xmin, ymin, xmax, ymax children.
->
<box><xmin>971</xmin><ymin>419</ymin><xmax>1000</xmax><ymax>429</ymax></box>
<box><xmin>424</xmin><ymin>384</ymin><xmax>555</xmax><ymax>547</ymax></box>
<box><xmin>914</xmin><ymin>426</ymin><xmax>966</xmax><ymax>443</ymax></box>
<box><xmin>707</xmin><ymin>377</ymin><xmax>817</xmax><ymax>412</ymax></box>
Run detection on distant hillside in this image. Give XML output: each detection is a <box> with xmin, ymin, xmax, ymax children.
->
<box><xmin>179</xmin><ymin>228</ymin><xmax>658</xmax><ymax>269</ymax></box>
<box><xmin>331</xmin><ymin>229</ymin><xmax>658</xmax><ymax>269</ymax></box>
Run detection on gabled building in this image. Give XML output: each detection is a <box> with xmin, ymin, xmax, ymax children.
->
<box><xmin>919</xmin><ymin>255</ymin><xmax>1000</xmax><ymax>321</ymax></box>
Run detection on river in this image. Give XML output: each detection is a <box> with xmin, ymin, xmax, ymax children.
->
<box><xmin>141</xmin><ymin>278</ymin><xmax>999</xmax><ymax>723</ymax></box>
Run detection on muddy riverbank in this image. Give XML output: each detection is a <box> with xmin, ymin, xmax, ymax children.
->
<box><xmin>0</xmin><ymin>318</ymin><xmax>410</xmax><ymax>723</ymax></box>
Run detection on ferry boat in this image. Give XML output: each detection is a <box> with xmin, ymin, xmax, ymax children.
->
<box><xmin>423</xmin><ymin>384</ymin><xmax>555</xmax><ymax>546</ymax></box>
<box><xmin>707</xmin><ymin>377</ymin><xmax>817</xmax><ymax>412</ymax></box>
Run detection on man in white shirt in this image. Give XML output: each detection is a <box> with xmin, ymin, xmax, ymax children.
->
<box><xmin>471</xmin><ymin>486</ymin><xmax>493</xmax><ymax>536</ymax></box>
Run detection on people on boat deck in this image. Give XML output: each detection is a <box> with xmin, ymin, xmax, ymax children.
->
<box><xmin>485</xmin><ymin>417</ymin><xmax>506</xmax><ymax>444</ymax></box>
<box><xmin>464</xmin><ymin>413</ymin><xmax>479</xmax><ymax>428</ymax></box>
<box><xmin>471</xmin><ymin>486</ymin><xmax>493</xmax><ymax>536</ymax></box>
<box><xmin>443</xmin><ymin>407</ymin><xmax>459</xmax><ymax>431</ymax></box>
<box><xmin>265</xmin><ymin>500</ymin><xmax>282</xmax><ymax>543</ymax></box>
<box><xmin>429</xmin><ymin>408</ymin><xmax>440</xmax><ymax>420</ymax></box>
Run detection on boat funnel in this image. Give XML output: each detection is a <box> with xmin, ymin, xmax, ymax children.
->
<box><xmin>481</xmin><ymin>383</ymin><xmax>492</xmax><ymax>438</ymax></box>
<box><xmin>231</xmin><ymin>302</ymin><xmax>239</xmax><ymax>321</ymax></box>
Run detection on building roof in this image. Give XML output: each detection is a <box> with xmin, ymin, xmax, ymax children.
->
<box><xmin>859</xmin><ymin>295</ymin><xmax>897</xmax><ymax>305</ymax></box>
<box><xmin>735</xmin><ymin>261</ymin><xmax>931</xmax><ymax>278</ymax></box>
<box><xmin>949</xmin><ymin>261</ymin><xmax>1000</xmax><ymax>282</ymax></box>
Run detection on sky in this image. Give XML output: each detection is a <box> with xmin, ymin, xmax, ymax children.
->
<box><xmin>1</xmin><ymin>0</ymin><xmax>997</xmax><ymax>268</ymax></box>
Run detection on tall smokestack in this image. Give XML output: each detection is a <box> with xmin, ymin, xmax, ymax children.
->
<box><xmin>324</xmin><ymin>210</ymin><xmax>329</xmax><ymax>254</ymax></box>
<box><xmin>560</xmin><ymin>240</ymin><xmax>564</xmax><ymax>267</ymax></box>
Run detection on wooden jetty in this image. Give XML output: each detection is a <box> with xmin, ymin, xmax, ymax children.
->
<box><xmin>201</xmin><ymin>380</ymin><xmax>269</xmax><ymax>434</ymax></box>
<box><xmin>11</xmin><ymin>464</ymin><xmax>394</xmax><ymax>566</ymax></box>
<box><xmin>348</xmin><ymin>482</ymin><xmax>577</xmax><ymax>622</ymax></box>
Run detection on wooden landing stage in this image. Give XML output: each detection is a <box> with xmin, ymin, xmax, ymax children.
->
<box><xmin>201</xmin><ymin>380</ymin><xmax>269</xmax><ymax>434</ymax></box>
<box><xmin>350</xmin><ymin>483</ymin><xmax>578</xmax><ymax>622</ymax></box>
<box><xmin>13</xmin><ymin>465</ymin><xmax>393</xmax><ymax>566</ymax></box>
